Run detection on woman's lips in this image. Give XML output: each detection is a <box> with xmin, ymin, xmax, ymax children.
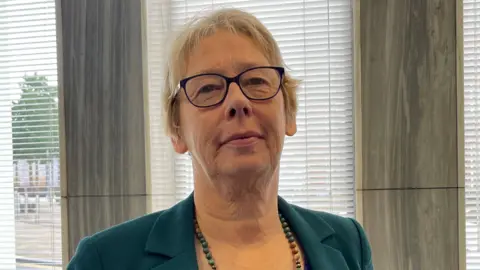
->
<box><xmin>223</xmin><ymin>136</ymin><xmax>261</xmax><ymax>147</ymax></box>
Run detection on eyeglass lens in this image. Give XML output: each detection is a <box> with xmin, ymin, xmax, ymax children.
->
<box><xmin>184</xmin><ymin>67</ymin><xmax>281</xmax><ymax>107</ymax></box>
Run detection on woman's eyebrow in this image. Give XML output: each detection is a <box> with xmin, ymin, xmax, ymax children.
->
<box><xmin>194</xmin><ymin>62</ymin><xmax>266</xmax><ymax>75</ymax></box>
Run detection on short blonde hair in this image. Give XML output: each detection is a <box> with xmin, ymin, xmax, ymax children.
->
<box><xmin>162</xmin><ymin>8</ymin><xmax>299</xmax><ymax>138</ymax></box>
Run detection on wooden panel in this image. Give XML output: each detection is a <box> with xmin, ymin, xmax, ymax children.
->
<box><xmin>59</xmin><ymin>0</ymin><xmax>147</xmax><ymax>196</ymax></box>
<box><xmin>360</xmin><ymin>0</ymin><xmax>457</xmax><ymax>189</ymax></box>
<box><xmin>65</xmin><ymin>195</ymin><xmax>147</xmax><ymax>258</ymax></box>
<box><xmin>362</xmin><ymin>189</ymin><xmax>459</xmax><ymax>270</ymax></box>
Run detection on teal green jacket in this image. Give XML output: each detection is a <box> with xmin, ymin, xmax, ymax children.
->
<box><xmin>67</xmin><ymin>194</ymin><xmax>373</xmax><ymax>270</ymax></box>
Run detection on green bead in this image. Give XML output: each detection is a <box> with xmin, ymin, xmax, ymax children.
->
<box><xmin>194</xmin><ymin>211</ymin><xmax>303</xmax><ymax>270</ymax></box>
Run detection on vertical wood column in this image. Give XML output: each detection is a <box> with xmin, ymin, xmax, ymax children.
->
<box><xmin>357</xmin><ymin>0</ymin><xmax>465</xmax><ymax>269</ymax></box>
<box><xmin>56</xmin><ymin>0</ymin><xmax>148</xmax><ymax>264</ymax></box>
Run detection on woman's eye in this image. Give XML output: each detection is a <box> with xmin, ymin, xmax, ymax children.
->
<box><xmin>198</xmin><ymin>85</ymin><xmax>218</xmax><ymax>93</ymax></box>
<box><xmin>247</xmin><ymin>77</ymin><xmax>268</xmax><ymax>85</ymax></box>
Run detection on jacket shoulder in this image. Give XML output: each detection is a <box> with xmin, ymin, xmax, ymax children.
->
<box><xmin>67</xmin><ymin>211</ymin><xmax>165</xmax><ymax>270</ymax></box>
<box><xmin>90</xmin><ymin>210</ymin><xmax>163</xmax><ymax>244</ymax></box>
<box><xmin>291</xmin><ymin>205</ymin><xmax>356</xmax><ymax>233</ymax></box>
<box><xmin>292</xmin><ymin>205</ymin><xmax>374</xmax><ymax>269</ymax></box>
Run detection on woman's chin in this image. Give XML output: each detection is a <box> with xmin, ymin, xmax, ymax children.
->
<box><xmin>217</xmin><ymin>155</ymin><xmax>272</xmax><ymax>178</ymax></box>
<box><xmin>213</xmin><ymin>160</ymin><xmax>274</xmax><ymax>200</ymax></box>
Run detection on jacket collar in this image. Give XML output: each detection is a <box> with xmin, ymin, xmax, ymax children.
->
<box><xmin>146</xmin><ymin>193</ymin><xmax>348</xmax><ymax>270</ymax></box>
<box><xmin>277</xmin><ymin>197</ymin><xmax>350</xmax><ymax>269</ymax></box>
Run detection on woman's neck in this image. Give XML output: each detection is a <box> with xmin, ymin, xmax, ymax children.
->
<box><xmin>193</xmin><ymin>176</ymin><xmax>282</xmax><ymax>246</ymax></box>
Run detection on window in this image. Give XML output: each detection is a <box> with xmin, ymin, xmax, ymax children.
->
<box><xmin>146</xmin><ymin>0</ymin><xmax>355</xmax><ymax>216</ymax></box>
<box><xmin>465</xmin><ymin>0</ymin><xmax>480</xmax><ymax>268</ymax></box>
<box><xmin>0</xmin><ymin>0</ymin><xmax>61</xmax><ymax>269</ymax></box>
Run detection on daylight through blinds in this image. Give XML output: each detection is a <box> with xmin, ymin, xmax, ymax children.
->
<box><xmin>0</xmin><ymin>0</ymin><xmax>61</xmax><ymax>268</ymax></box>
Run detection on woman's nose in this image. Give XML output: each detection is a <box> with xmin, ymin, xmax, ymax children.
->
<box><xmin>223</xmin><ymin>82</ymin><xmax>253</xmax><ymax>119</ymax></box>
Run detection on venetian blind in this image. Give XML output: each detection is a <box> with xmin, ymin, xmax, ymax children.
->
<box><xmin>146</xmin><ymin>0</ymin><xmax>354</xmax><ymax>216</ymax></box>
<box><xmin>465</xmin><ymin>0</ymin><xmax>480</xmax><ymax>268</ymax></box>
<box><xmin>0</xmin><ymin>0</ymin><xmax>61</xmax><ymax>269</ymax></box>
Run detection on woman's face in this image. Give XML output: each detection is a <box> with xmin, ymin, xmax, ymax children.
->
<box><xmin>172</xmin><ymin>30</ymin><xmax>296</xmax><ymax>190</ymax></box>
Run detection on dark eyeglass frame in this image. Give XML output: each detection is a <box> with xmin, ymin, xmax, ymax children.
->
<box><xmin>178</xmin><ymin>66</ymin><xmax>285</xmax><ymax>108</ymax></box>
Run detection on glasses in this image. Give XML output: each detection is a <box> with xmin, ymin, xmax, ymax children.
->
<box><xmin>179</xmin><ymin>66</ymin><xmax>285</xmax><ymax>108</ymax></box>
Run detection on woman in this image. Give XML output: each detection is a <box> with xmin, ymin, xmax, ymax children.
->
<box><xmin>68</xmin><ymin>8</ymin><xmax>373</xmax><ymax>270</ymax></box>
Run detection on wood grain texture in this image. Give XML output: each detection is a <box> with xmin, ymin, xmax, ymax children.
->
<box><xmin>360</xmin><ymin>0</ymin><xmax>457</xmax><ymax>189</ymax></box>
<box><xmin>57</xmin><ymin>0</ymin><xmax>148</xmax><ymax>261</ymax></box>
<box><xmin>59</xmin><ymin>0</ymin><xmax>147</xmax><ymax>196</ymax></box>
<box><xmin>362</xmin><ymin>189</ymin><xmax>459</xmax><ymax>270</ymax></box>
<box><xmin>65</xmin><ymin>195</ymin><xmax>147</xmax><ymax>257</ymax></box>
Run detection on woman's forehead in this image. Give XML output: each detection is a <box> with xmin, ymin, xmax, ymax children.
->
<box><xmin>190</xmin><ymin>61</ymin><xmax>271</xmax><ymax>76</ymax></box>
<box><xmin>184</xmin><ymin>33</ymin><xmax>271</xmax><ymax>76</ymax></box>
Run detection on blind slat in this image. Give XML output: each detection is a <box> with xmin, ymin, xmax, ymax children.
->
<box><xmin>0</xmin><ymin>0</ymin><xmax>61</xmax><ymax>269</ymax></box>
<box><xmin>465</xmin><ymin>0</ymin><xmax>480</xmax><ymax>268</ymax></box>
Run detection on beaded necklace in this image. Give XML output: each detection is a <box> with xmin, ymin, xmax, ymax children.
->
<box><xmin>194</xmin><ymin>213</ymin><xmax>302</xmax><ymax>270</ymax></box>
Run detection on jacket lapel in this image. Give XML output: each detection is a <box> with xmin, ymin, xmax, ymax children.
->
<box><xmin>278</xmin><ymin>197</ymin><xmax>350</xmax><ymax>269</ymax></box>
<box><xmin>149</xmin><ymin>251</ymin><xmax>197</xmax><ymax>270</ymax></box>
<box><xmin>145</xmin><ymin>193</ymin><xmax>198</xmax><ymax>270</ymax></box>
<box><xmin>145</xmin><ymin>194</ymin><xmax>349</xmax><ymax>270</ymax></box>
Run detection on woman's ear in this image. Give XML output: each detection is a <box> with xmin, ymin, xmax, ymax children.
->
<box><xmin>171</xmin><ymin>134</ymin><xmax>189</xmax><ymax>154</ymax></box>
<box><xmin>285</xmin><ymin>115</ymin><xmax>297</xmax><ymax>136</ymax></box>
